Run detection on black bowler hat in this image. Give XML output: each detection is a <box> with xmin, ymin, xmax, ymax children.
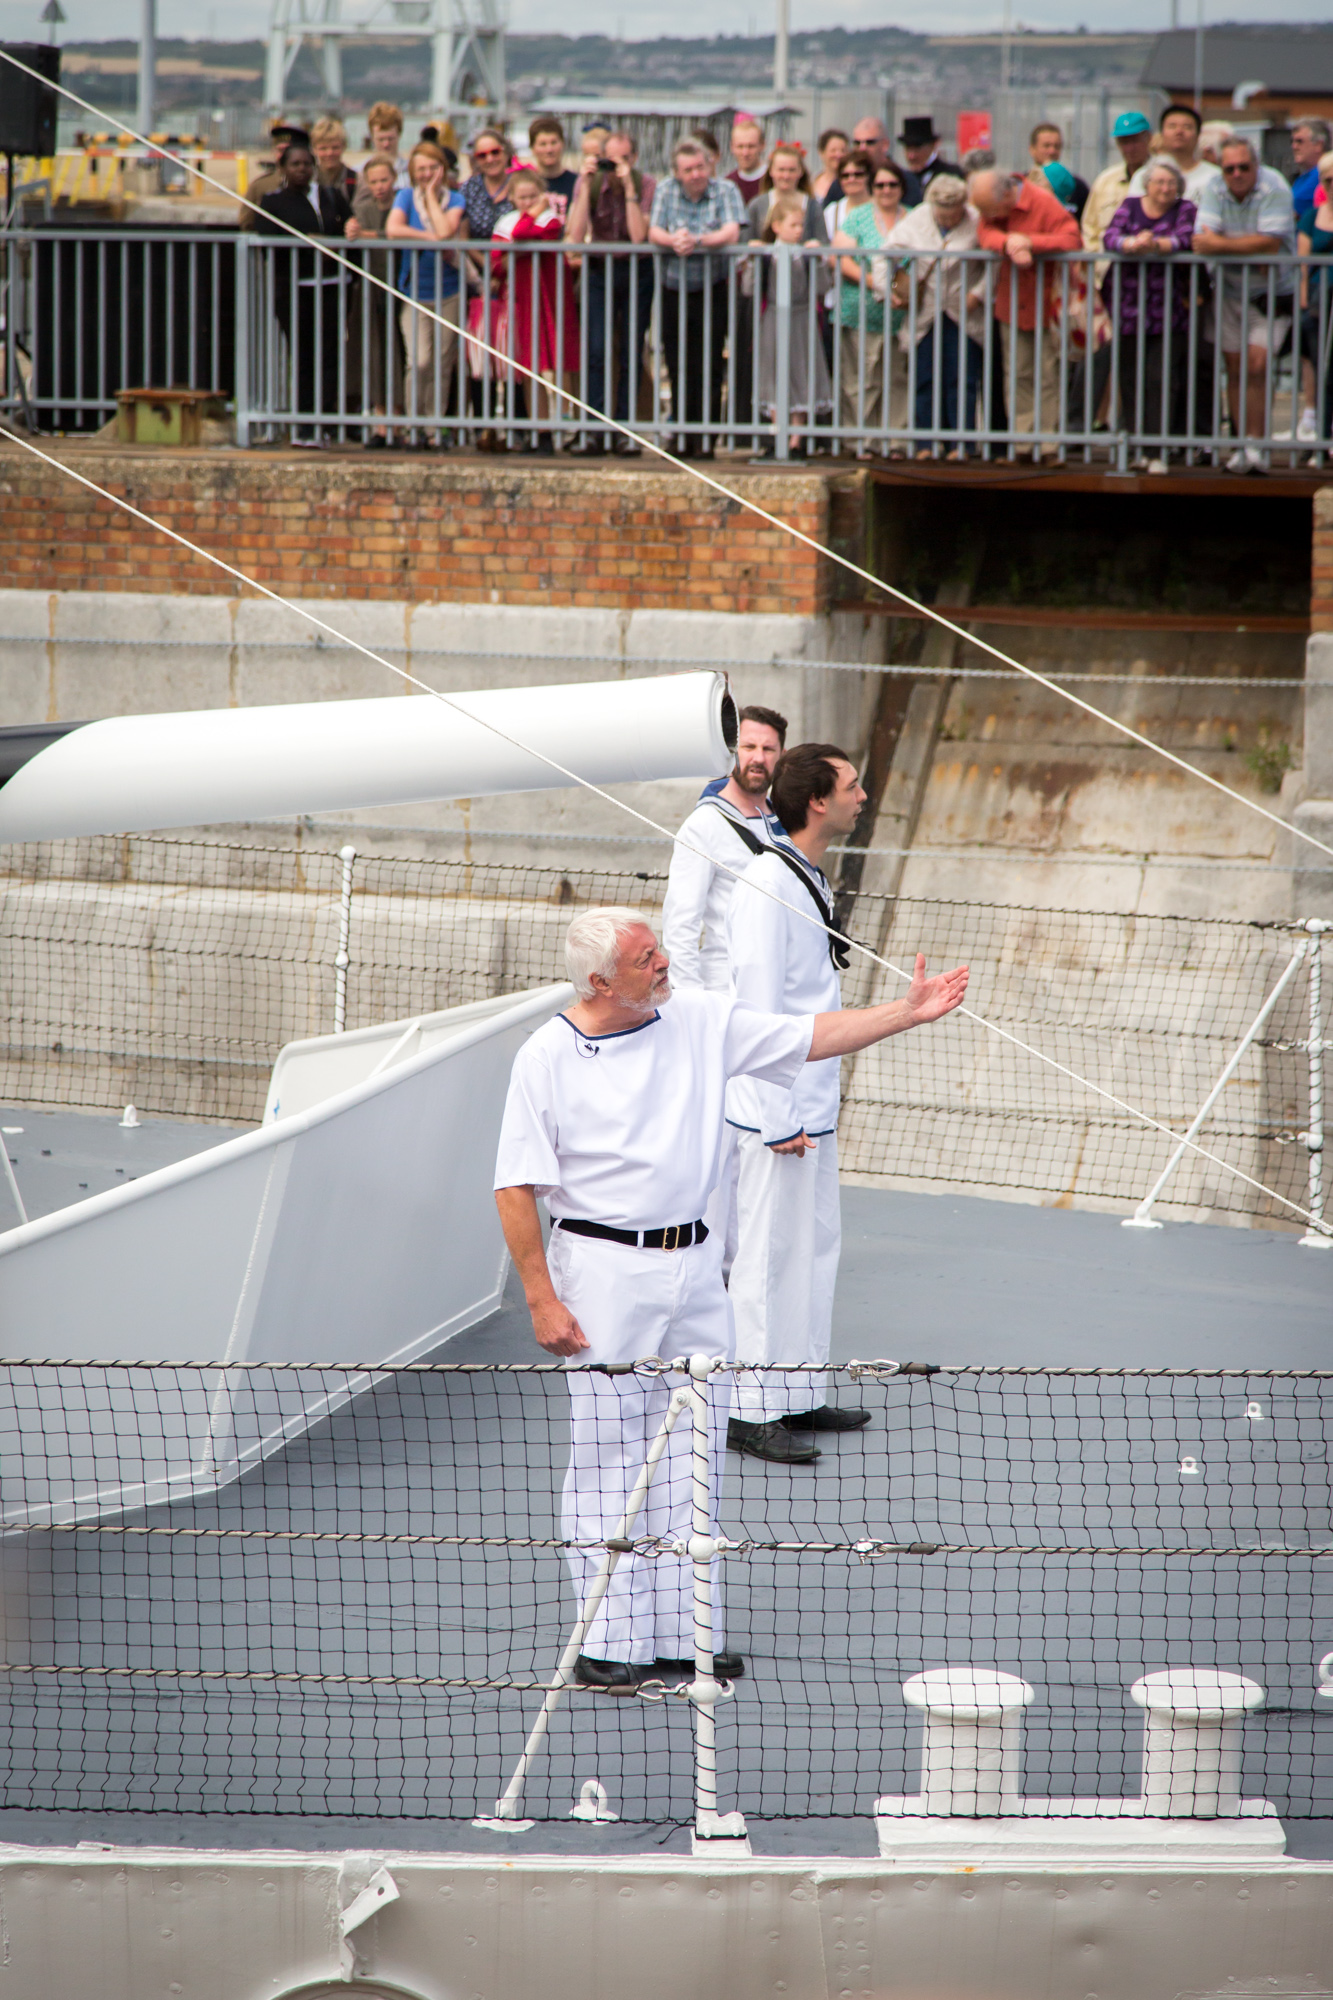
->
<box><xmin>899</xmin><ymin>115</ymin><xmax>939</xmax><ymax>148</ymax></box>
<box><xmin>270</xmin><ymin>123</ymin><xmax>310</xmax><ymax>146</ymax></box>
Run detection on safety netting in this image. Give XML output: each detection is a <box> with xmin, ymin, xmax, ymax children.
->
<box><xmin>0</xmin><ymin>1360</ymin><xmax>1328</xmax><ymax>1825</ymax></box>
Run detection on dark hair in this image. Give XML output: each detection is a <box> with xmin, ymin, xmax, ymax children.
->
<box><xmin>738</xmin><ymin>703</ymin><xmax>789</xmax><ymax>747</ymax></box>
<box><xmin>528</xmin><ymin>115</ymin><xmax>566</xmax><ymax>145</ymax></box>
<box><xmin>839</xmin><ymin>149</ymin><xmax>875</xmax><ymax>183</ymax></box>
<box><xmin>770</xmin><ymin>742</ymin><xmax>854</xmax><ymax>833</ymax></box>
<box><xmin>817</xmin><ymin>126</ymin><xmax>849</xmax><ymax>154</ymax></box>
<box><xmin>1029</xmin><ymin>121</ymin><xmax>1062</xmax><ymax>146</ymax></box>
<box><xmin>283</xmin><ymin>144</ymin><xmax>314</xmax><ymax>166</ymax></box>
<box><xmin>1161</xmin><ymin>103</ymin><xmax>1203</xmax><ymax>134</ymax></box>
<box><xmin>690</xmin><ymin>126</ymin><xmax>722</xmax><ymax>158</ymax></box>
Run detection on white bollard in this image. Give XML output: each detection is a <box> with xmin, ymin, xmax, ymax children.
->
<box><xmin>902</xmin><ymin>1668</ymin><xmax>1035</xmax><ymax>1816</ymax></box>
<box><xmin>1130</xmin><ymin>1669</ymin><xmax>1264</xmax><ymax>1817</ymax></box>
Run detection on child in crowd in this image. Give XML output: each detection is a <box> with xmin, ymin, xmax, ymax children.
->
<box><xmin>490</xmin><ymin>167</ymin><xmax>579</xmax><ymax>451</ymax></box>
<box><xmin>755</xmin><ymin>193</ymin><xmax>832</xmax><ymax>457</ymax></box>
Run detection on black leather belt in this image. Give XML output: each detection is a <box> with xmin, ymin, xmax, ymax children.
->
<box><xmin>557</xmin><ymin>1218</ymin><xmax>709</xmax><ymax>1251</ymax></box>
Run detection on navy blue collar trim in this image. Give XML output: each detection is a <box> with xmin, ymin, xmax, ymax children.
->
<box><xmin>559</xmin><ymin>1010</ymin><xmax>661</xmax><ymax>1043</ymax></box>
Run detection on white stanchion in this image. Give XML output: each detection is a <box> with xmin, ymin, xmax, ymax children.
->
<box><xmin>1130</xmin><ymin>1669</ymin><xmax>1265</xmax><ymax>1818</ymax></box>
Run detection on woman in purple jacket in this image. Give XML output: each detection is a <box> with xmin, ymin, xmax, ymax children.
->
<box><xmin>1103</xmin><ymin>161</ymin><xmax>1197</xmax><ymax>461</ymax></box>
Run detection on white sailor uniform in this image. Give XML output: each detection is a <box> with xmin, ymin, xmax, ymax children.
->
<box><xmin>493</xmin><ymin>987</ymin><xmax>813</xmax><ymax>1665</ymax></box>
<box><xmin>662</xmin><ymin>793</ymin><xmax>789</xmax><ymax>991</ymax></box>
<box><xmin>725</xmin><ymin>846</ymin><xmax>844</xmax><ymax>1424</ymax></box>
<box><xmin>661</xmin><ymin>793</ymin><xmax>790</xmax><ymax>1267</ymax></box>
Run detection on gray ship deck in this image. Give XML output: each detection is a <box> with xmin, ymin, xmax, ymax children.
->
<box><xmin>0</xmin><ymin>1109</ymin><xmax>1329</xmax><ymax>1859</ymax></box>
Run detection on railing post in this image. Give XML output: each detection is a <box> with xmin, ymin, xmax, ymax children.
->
<box><xmin>773</xmin><ymin>244</ymin><xmax>791</xmax><ymax>462</ymax></box>
<box><xmin>1300</xmin><ymin>918</ymin><xmax>1333</xmax><ymax>1247</ymax></box>
<box><xmin>234</xmin><ymin>233</ymin><xmax>250</xmax><ymax>448</ymax></box>
<box><xmin>685</xmin><ymin>1352</ymin><xmax>749</xmax><ymax>1853</ymax></box>
<box><xmin>334</xmin><ymin>844</ymin><xmax>356</xmax><ymax>1034</ymax></box>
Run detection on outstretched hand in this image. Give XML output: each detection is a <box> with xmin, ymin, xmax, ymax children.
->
<box><xmin>904</xmin><ymin>952</ymin><xmax>969</xmax><ymax>1024</ymax></box>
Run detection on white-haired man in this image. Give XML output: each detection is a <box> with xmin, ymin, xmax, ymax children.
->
<box><xmin>494</xmin><ymin>906</ymin><xmax>968</xmax><ymax>1691</ymax></box>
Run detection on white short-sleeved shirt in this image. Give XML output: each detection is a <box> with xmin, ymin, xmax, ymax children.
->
<box><xmin>493</xmin><ymin>986</ymin><xmax>814</xmax><ymax>1229</ymax></box>
<box><xmin>724</xmin><ymin>847</ymin><xmax>843</xmax><ymax>1144</ymax></box>
<box><xmin>661</xmin><ymin>795</ymin><xmax>790</xmax><ymax>992</ymax></box>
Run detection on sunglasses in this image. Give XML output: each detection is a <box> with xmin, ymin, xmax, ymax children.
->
<box><xmin>1222</xmin><ymin>163</ymin><xmax>1253</xmax><ymax>175</ymax></box>
<box><xmin>842</xmin><ymin>169</ymin><xmax>868</xmax><ymax>179</ymax></box>
<box><xmin>876</xmin><ymin>179</ymin><xmax>902</xmax><ymax>191</ymax></box>
<box><xmin>474</xmin><ymin>147</ymin><xmax>504</xmax><ymax>161</ymax></box>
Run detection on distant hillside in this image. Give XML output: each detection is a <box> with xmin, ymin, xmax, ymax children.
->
<box><xmin>54</xmin><ymin>27</ymin><xmax>1155</xmax><ymax>112</ymax></box>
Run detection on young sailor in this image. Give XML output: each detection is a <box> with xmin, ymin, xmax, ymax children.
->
<box><xmin>725</xmin><ymin>743</ymin><xmax>870</xmax><ymax>1464</ymax></box>
<box><xmin>494</xmin><ymin>905</ymin><xmax>968</xmax><ymax>1690</ymax></box>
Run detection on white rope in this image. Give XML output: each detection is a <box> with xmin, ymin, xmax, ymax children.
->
<box><xmin>1</xmin><ymin>46</ymin><xmax>1327</xmax><ymax>869</ymax></box>
<box><xmin>0</xmin><ymin>61</ymin><xmax>1324</xmax><ymax>1231</ymax></box>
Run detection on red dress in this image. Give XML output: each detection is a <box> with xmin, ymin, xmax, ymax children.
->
<box><xmin>492</xmin><ymin>209</ymin><xmax>578</xmax><ymax>373</ymax></box>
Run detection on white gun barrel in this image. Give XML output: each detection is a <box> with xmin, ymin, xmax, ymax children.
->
<box><xmin>0</xmin><ymin>671</ymin><xmax>737</xmax><ymax>841</ymax></box>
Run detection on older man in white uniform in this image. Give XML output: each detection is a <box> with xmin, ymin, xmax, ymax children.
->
<box><xmin>494</xmin><ymin>904</ymin><xmax>968</xmax><ymax>1692</ymax></box>
<box><xmin>726</xmin><ymin>743</ymin><xmax>869</xmax><ymax>1464</ymax></box>
<box><xmin>662</xmin><ymin>703</ymin><xmax>789</xmax><ymax>1269</ymax></box>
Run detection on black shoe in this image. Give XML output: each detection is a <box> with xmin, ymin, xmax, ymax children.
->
<box><xmin>654</xmin><ymin>1652</ymin><xmax>745</xmax><ymax>1679</ymax></box>
<box><xmin>727</xmin><ymin>1417</ymin><xmax>820</xmax><ymax>1464</ymax></box>
<box><xmin>365</xmin><ymin>433</ymin><xmax>388</xmax><ymax>450</ymax></box>
<box><xmin>573</xmin><ymin>1655</ymin><xmax>647</xmax><ymax>1693</ymax></box>
<box><xmin>781</xmin><ymin>1405</ymin><xmax>872</xmax><ymax>1433</ymax></box>
<box><xmin>614</xmin><ymin>436</ymin><xmax>642</xmax><ymax>456</ymax></box>
<box><xmin>568</xmin><ymin>437</ymin><xmax>607</xmax><ymax>455</ymax></box>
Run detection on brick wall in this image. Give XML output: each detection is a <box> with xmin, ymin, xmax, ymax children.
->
<box><xmin>0</xmin><ymin>449</ymin><xmax>863</xmax><ymax>616</ymax></box>
<box><xmin>1314</xmin><ymin>487</ymin><xmax>1333</xmax><ymax>632</ymax></box>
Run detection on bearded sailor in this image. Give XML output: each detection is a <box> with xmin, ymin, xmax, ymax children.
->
<box><xmin>493</xmin><ymin>904</ymin><xmax>969</xmax><ymax>1692</ymax></box>
<box><xmin>661</xmin><ymin>703</ymin><xmax>790</xmax><ymax>1268</ymax></box>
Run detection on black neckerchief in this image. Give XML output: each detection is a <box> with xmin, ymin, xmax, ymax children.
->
<box><xmin>709</xmin><ymin>803</ymin><xmax>849</xmax><ymax>969</ymax></box>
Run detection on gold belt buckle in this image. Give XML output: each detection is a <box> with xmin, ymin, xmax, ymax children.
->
<box><xmin>663</xmin><ymin>1223</ymin><xmax>681</xmax><ymax>1251</ymax></box>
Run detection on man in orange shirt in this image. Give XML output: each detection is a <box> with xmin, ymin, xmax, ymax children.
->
<box><xmin>970</xmin><ymin>168</ymin><xmax>1082</xmax><ymax>458</ymax></box>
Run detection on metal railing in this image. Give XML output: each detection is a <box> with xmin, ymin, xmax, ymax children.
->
<box><xmin>3</xmin><ymin>227</ymin><xmax>1333</xmax><ymax>464</ymax></box>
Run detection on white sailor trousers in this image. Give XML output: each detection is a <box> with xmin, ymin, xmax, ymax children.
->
<box><xmin>730</xmin><ymin>1128</ymin><xmax>841</xmax><ymax>1423</ymax></box>
<box><xmin>549</xmin><ymin>1226</ymin><xmax>733</xmax><ymax>1665</ymax></box>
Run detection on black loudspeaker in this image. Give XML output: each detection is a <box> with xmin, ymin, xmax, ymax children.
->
<box><xmin>0</xmin><ymin>44</ymin><xmax>59</xmax><ymax>158</ymax></box>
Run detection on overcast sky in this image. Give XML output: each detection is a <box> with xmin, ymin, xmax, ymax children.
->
<box><xmin>7</xmin><ymin>1</ymin><xmax>1333</xmax><ymax>49</ymax></box>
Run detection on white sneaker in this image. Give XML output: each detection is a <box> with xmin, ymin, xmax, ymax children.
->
<box><xmin>1225</xmin><ymin>445</ymin><xmax>1267</xmax><ymax>474</ymax></box>
<box><xmin>1145</xmin><ymin>458</ymin><xmax>1167</xmax><ymax>474</ymax></box>
<box><xmin>1298</xmin><ymin>407</ymin><xmax>1319</xmax><ymax>442</ymax></box>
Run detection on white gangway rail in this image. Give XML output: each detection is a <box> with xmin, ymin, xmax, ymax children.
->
<box><xmin>0</xmin><ymin>981</ymin><xmax>571</xmax><ymax>1527</ymax></box>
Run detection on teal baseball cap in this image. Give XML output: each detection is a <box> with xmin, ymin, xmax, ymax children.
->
<box><xmin>1113</xmin><ymin>110</ymin><xmax>1152</xmax><ymax>139</ymax></box>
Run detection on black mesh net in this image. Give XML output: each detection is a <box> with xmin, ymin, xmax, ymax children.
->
<box><xmin>0</xmin><ymin>1361</ymin><xmax>1328</xmax><ymax>1825</ymax></box>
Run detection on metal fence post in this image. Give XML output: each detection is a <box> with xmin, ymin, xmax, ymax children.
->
<box><xmin>1300</xmin><ymin>918</ymin><xmax>1333</xmax><ymax>1248</ymax></box>
<box><xmin>334</xmin><ymin>844</ymin><xmax>356</xmax><ymax>1034</ymax></box>
<box><xmin>234</xmin><ymin>233</ymin><xmax>250</xmax><ymax>448</ymax></box>
<box><xmin>685</xmin><ymin>1352</ymin><xmax>749</xmax><ymax>1854</ymax></box>
<box><xmin>773</xmin><ymin>244</ymin><xmax>791</xmax><ymax>462</ymax></box>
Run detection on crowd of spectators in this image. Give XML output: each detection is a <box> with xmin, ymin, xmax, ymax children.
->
<box><xmin>242</xmin><ymin>101</ymin><xmax>1332</xmax><ymax>470</ymax></box>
